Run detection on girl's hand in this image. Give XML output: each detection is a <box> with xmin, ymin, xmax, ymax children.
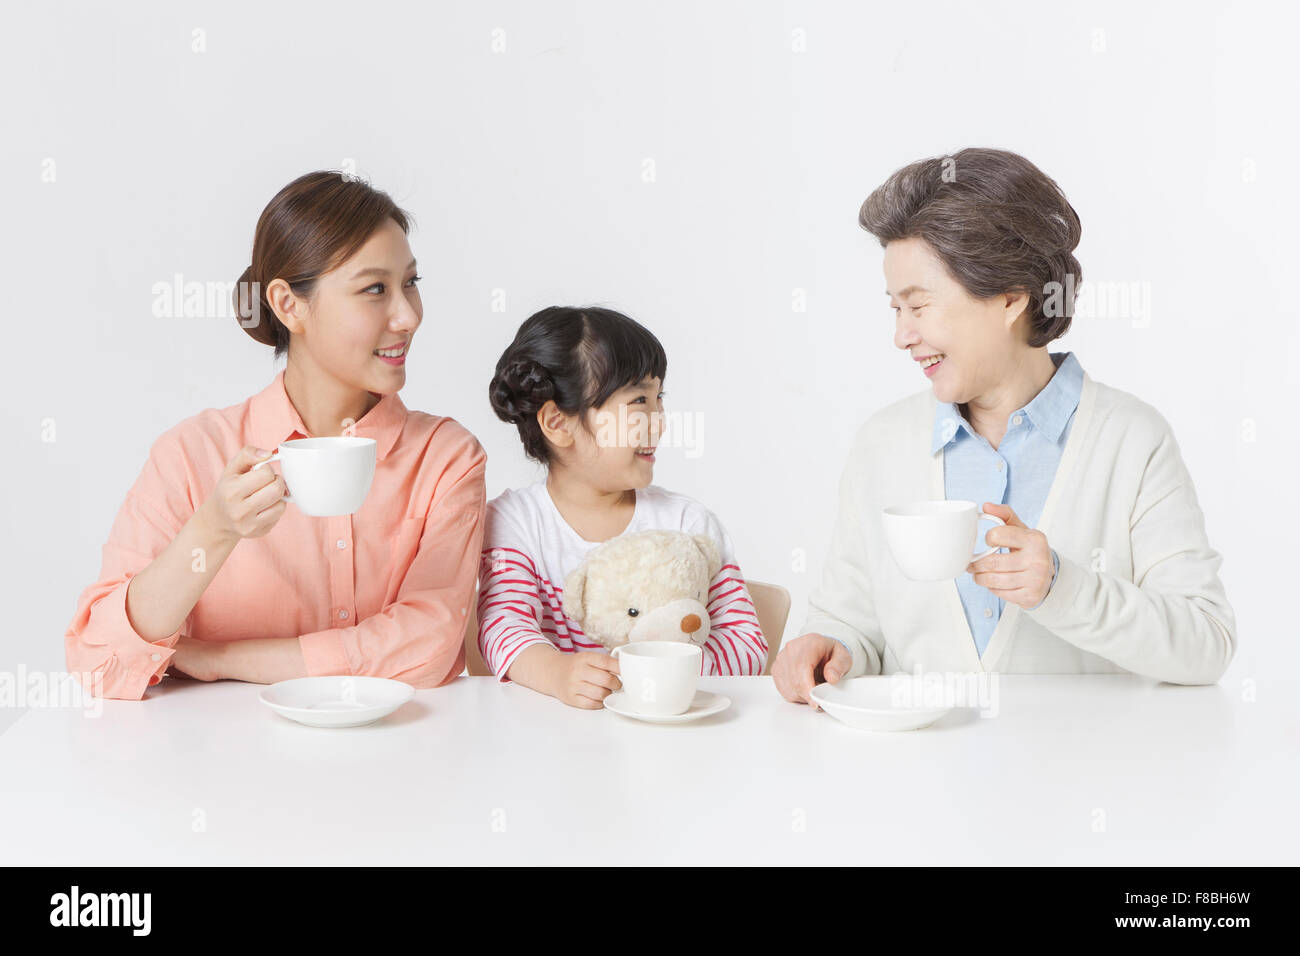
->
<box><xmin>169</xmin><ymin>636</ymin><xmax>225</xmax><ymax>682</ymax></box>
<box><xmin>195</xmin><ymin>446</ymin><xmax>290</xmax><ymax>544</ymax></box>
<box><xmin>553</xmin><ymin>651</ymin><xmax>622</xmax><ymax>710</ymax></box>
<box><xmin>966</xmin><ymin>503</ymin><xmax>1055</xmax><ymax>609</ymax></box>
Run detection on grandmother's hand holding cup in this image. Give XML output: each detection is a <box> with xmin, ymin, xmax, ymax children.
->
<box><xmin>965</xmin><ymin>502</ymin><xmax>1055</xmax><ymax>609</ymax></box>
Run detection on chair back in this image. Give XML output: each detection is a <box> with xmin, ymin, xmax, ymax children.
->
<box><xmin>746</xmin><ymin>579</ymin><xmax>791</xmax><ymax>675</ymax></box>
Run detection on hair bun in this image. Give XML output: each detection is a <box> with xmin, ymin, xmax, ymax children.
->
<box><xmin>233</xmin><ymin>264</ymin><xmax>279</xmax><ymax>348</ymax></box>
<box><xmin>490</xmin><ymin>358</ymin><xmax>556</xmax><ymax>424</ymax></box>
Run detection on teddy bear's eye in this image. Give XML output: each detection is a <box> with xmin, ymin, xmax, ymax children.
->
<box><xmin>627</xmin><ymin>608</ymin><xmax>640</xmax><ymax>617</ymax></box>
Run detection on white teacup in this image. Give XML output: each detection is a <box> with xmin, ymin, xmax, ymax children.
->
<box><xmin>611</xmin><ymin>641</ymin><xmax>701</xmax><ymax>716</ymax></box>
<box><xmin>252</xmin><ymin>437</ymin><xmax>377</xmax><ymax>517</ymax></box>
<box><xmin>881</xmin><ymin>500</ymin><xmax>1007</xmax><ymax>581</ymax></box>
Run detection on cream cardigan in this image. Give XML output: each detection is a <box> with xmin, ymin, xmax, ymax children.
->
<box><xmin>801</xmin><ymin>371</ymin><xmax>1237</xmax><ymax>685</ymax></box>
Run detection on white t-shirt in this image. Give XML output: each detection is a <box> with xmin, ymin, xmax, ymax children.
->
<box><xmin>477</xmin><ymin>479</ymin><xmax>767</xmax><ymax>680</ymax></box>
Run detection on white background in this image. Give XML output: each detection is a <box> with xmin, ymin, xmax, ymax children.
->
<box><xmin>3</xmin><ymin>0</ymin><xmax>1296</xmax><ymax>707</ymax></box>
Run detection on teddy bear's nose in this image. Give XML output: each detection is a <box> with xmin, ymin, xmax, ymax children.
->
<box><xmin>680</xmin><ymin>614</ymin><xmax>702</xmax><ymax>634</ymax></box>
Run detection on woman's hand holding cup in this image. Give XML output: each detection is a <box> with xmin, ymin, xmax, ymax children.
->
<box><xmin>966</xmin><ymin>502</ymin><xmax>1055</xmax><ymax>609</ymax></box>
<box><xmin>196</xmin><ymin>446</ymin><xmax>290</xmax><ymax>545</ymax></box>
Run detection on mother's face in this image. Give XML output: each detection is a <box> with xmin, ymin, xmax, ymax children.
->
<box><xmin>269</xmin><ymin>218</ymin><xmax>423</xmax><ymax>395</ymax></box>
<box><xmin>884</xmin><ymin>237</ymin><xmax>1032</xmax><ymax>406</ymax></box>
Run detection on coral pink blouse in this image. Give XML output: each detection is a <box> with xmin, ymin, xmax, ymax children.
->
<box><xmin>65</xmin><ymin>371</ymin><xmax>487</xmax><ymax>699</ymax></box>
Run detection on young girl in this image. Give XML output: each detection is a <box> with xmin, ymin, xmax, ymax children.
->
<box><xmin>65</xmin><ymin>171</ymin><xmax>487</xmax><ymax>698</ymax></box>
<box><xmin>479</xmin><ymin>306</ymin><xmax>766</xmax><ymax>708</ymax></box>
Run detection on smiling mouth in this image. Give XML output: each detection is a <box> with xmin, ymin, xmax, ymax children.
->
<box><xmin>374</xmin><ymin>342</ymin><xmax>408</xmax><ymax>359</ymax></box>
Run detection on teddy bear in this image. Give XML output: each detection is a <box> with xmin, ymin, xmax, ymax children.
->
<box><xmin>561</xmin><ymin>529</ymin><xmax>721</xmax><ymax>650</ymax></box>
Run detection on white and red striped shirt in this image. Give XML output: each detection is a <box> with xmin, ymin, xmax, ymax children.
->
<box><xmin>478</xmin><ymin>480</ymin><xmax>767</xmax><ymax>680</ymax></box>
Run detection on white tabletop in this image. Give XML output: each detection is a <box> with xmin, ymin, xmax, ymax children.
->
<box><xmin>0</xmin><ymin>674</ymin><xmax>1292</xmax><ymax>865</ymax></box>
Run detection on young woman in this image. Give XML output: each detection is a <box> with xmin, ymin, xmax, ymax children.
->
<box><xmin>774</xmin><ymin>147</ymin><xmax>1236</xmax><ymax>707</ymax></box>
<box><xmin>65</xmin><ymin>171</ymin><xmax>487</xmax><ymax>699</ymax></box>
<box><xmin>478</xmin><ymin>306</ymin><xmax>767</xmax><ymax>709</ymax></box>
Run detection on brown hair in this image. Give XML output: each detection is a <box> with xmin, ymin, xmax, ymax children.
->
<box><xmin>234</xmin><ymin>171</ymin><xmax>412</xmax><ymax>358</ymax></box>
<box><xmin>858</xmin><ymin>148</ymin><xmax>1082</xmax><ymax>347</ymax></box>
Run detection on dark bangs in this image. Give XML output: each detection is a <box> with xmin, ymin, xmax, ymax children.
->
<box><xmin>577</xmin><ymin>307</ymin><xmax>668</xmax><ymax>406</ymax></box>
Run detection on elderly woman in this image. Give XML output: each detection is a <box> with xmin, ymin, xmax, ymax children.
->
<box><xmin>773</xmin><ymin>148</ymin><xmax>1236</xmax><ymax>705</ymax></box>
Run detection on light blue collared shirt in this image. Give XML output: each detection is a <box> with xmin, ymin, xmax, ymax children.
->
<box><xmin>934</xmin><ymin>351</ymin><xmax>1083</xmax><ymax>657</ymax></box>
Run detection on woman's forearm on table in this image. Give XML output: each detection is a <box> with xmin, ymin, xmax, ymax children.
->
<box><xmin>1026</xmin><ymin>553</ymin><xmax>1235</xmax><ymax>684</ymax></box>
<box><xmin>124</xmin><ymin>504</ymin><xmax>240</xmax><ymax>641</ymax></box>
<box><xmin>210</xmin><ymin>637</ymin><xmax>308</xmax><ymax>684</ymax></box>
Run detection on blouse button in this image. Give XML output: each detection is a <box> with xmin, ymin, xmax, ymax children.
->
<box><xmin>1012</xmin><ymin>414</ymin><xmax>1024</xmax><ymax>426</ymax></box>
<box><xmin>337</xmin><ymin>609</ymin><xmax>349</xmax><ymax>621</ymax></box>
<box><xmin>336</xmin><ymin>539</ymin><xmax>347</xmax><ymax>550</ymax></box>
<box><xmin>983</xmin><ymin>608</ymin><xmax>993</xmax><ymax>619</ymax></box>
<box><xmin>151</xmin><ymin>653</ymin><xmax>162</xmax><ymax>662</ymax></box>
<box><xmin>996</xmin><ymin>461</ymin><xmax>1004</xmax><ymax>471</ymax></box>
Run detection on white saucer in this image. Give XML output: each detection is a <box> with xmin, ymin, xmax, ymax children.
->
<box><xmin>604</xmin><ymin>690</ymin><xmax>730</xmax><ymax>724</ymax></box>
<box><xmin>259</xmin><ymin>676</ymin><xmax>414</xmax><ymax>728</ymax></box>
<box><xmin>810</xmin><ymin>677</ymin><xmax>953</xmax><ymax>732</ymax></box>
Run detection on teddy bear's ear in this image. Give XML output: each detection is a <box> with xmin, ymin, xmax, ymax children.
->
<box><xmin>691</xmin><ymin>534</ymin><xmax>722</xmax><ymax>579</ymax></box>
<box><xmin>561</xmin><ymin>564</ymin><xmax>587</xmax><ymax>623</ymax></box>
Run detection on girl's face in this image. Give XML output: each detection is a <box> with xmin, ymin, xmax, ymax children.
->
<box><xmin>567</xmin><ymin>376</ymin><xmax>666</xmax><ymax>490</ymax></box>
<box><xmin>278</xmin><ymin>219</ymin><xmax>422</xmax><ymax>394</ymax></box>
<box><xmin>883</xmin><ymin>237</ymin><xmax>1033</xmax><ymax>406</ymax></box>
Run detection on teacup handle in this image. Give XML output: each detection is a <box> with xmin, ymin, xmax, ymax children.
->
<box><xmin>251</xmin><ymin>453</ymin><xmax>293</xmax><ymax>503</ymax></box>
<box><xmin>972</xmin><ymin>514</ymin><xmax>1006</xmax><ymax>561</ymax></box>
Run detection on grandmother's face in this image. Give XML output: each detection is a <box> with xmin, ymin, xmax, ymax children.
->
<box><xmin>884</xmin><ymin>237</ymin><xmax>1032</xmax><ymax>406</ymax></box>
